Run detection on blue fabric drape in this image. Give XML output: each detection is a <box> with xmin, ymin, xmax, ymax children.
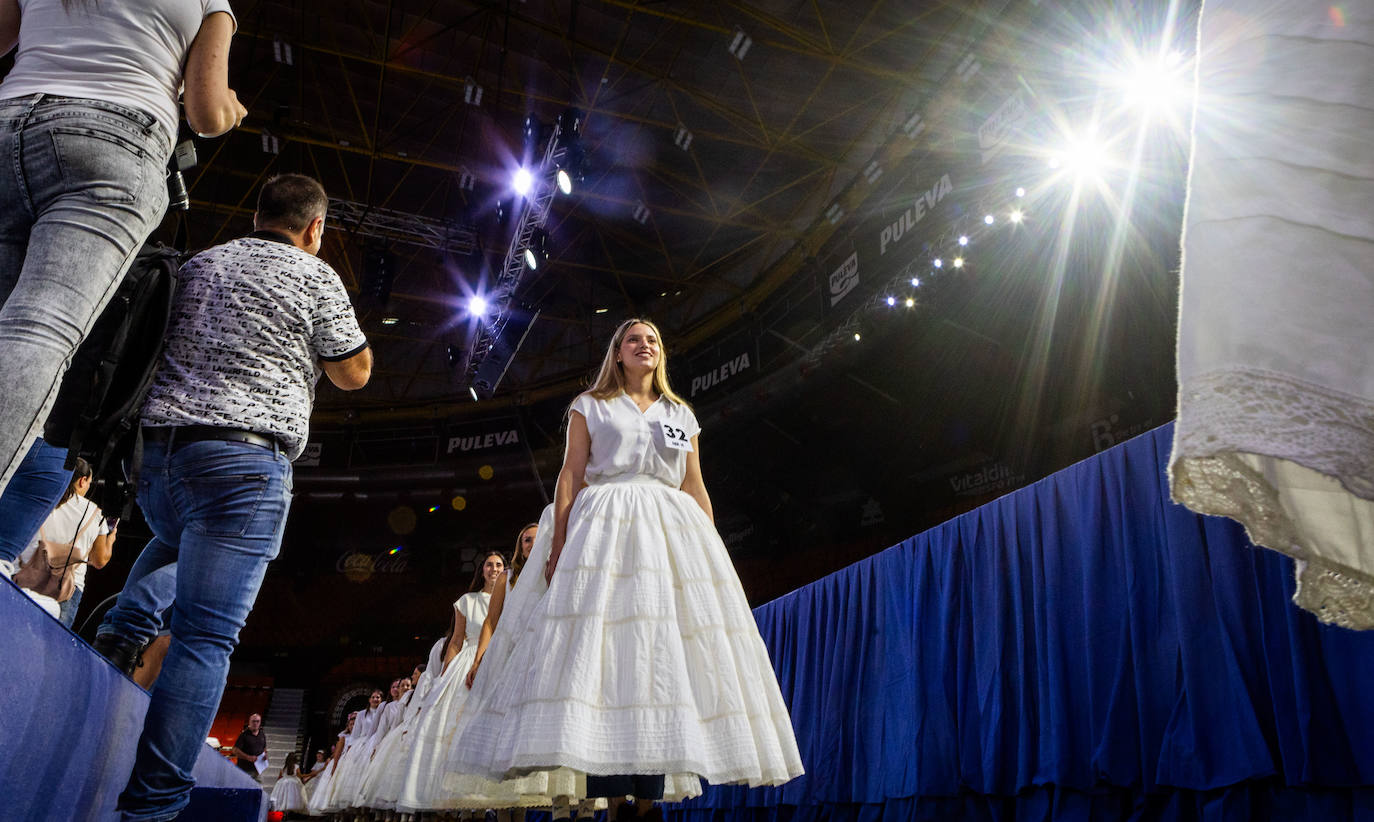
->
<box><xmin>677</xmin><ymin>424</ymin><xmax>1374</xmax><ymax>821</ymax></box>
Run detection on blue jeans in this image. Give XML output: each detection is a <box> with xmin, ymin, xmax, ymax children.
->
<box><xmin>58</xmin><ymin>584</ymin><xmax>83</xmax><ymax>628</ymax></box>
<box><xmin>0</xmin><ymin>437</ymin><xmax>72</xmax><ymax>565</ymax></box>
<box><xmin>98</xmin><ymin>562</ymin><xmax>178</xmax><ymax>645</ymax></box>
<box><xmin>0</xmin><ymin>95</ymin><xmax>170</xmax><ymax>492</ymax></box>
<box><xmin>110</xmin><ymin>437</ymin><xmax>293</xmax><ymax>822</ymax></box>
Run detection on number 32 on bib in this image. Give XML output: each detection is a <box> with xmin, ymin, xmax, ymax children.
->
<box><xmin>659</xmin><ymin>421</ymin><xmax>693</xmax><ymax>452</ymax></box>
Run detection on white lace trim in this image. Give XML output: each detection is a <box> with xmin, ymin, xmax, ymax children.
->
<box><xmin>1172</xmin><ymin>368</ymin><xmax>1374</xmax><ymax>630</ymax></box>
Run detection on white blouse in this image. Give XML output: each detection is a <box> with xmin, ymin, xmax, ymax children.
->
<box><xmin>570</xmin><ymin>392</ymin><xmax>701</xmax><ymax>488</ymax></box>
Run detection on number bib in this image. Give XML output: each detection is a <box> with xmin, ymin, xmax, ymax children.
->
<box><xmin>659</xmin><ymin>421</ymin><xmax>693</xmax><ymax>452</ymax></box>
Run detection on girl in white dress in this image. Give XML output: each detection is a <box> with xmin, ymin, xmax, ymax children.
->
<box><xmin>433</xmin><ymin>521</ymin><xmax>594</xmax><ymax>818</ymax></box>
<box><xmin>270</xmin><ymin>752</ymin><xmax>307</xmax><ymax>813</ymax></box>
<box><xmin>390</xmin><ymin>551</ymin><xmax>505</xmax><ymax>814</ymax></box>
<box><xmin>306</xmin><ymin>712</ymin><xmax>355</xmax><ymax>816</ymax></box>
<box><xmin>300</xmin><ymin>750</ymin><xmax>328</xmax><ymax>803</ymax></box>
<box><xmin>446</xmin><ymin>319</ymin><xmax>803</xmax><ymax>811</ymax></box>
<box><xmin>354</xmin><ymin>647</ymin><xmax>445</xmax><ymax>812</ymax></box>
<box><xmin>316</xmin><ymin>688</ymin><xmax>387</xmax><ymax>813</ymax></box>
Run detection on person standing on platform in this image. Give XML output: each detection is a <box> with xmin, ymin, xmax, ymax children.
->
<box><xmin>230</xmin><ymin>713</ymin><xmax>267</xmax><ymax>781</ymax></box>
<box><xmin>97</xmin><ymin>172</ymin><xmax>371</xmax><ymax>821</ymax></box>
<box><xmin>447</xmin><ymin>318</ymin><xmax>803</xmax><ymax>815</ymax></box>
<box><xmin>0</xmin><ymin>0</ymin><xmax>247</xmax><ymax>501</ymax></box>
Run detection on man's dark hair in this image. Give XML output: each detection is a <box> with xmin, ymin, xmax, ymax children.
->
<box><xmin>256</xmin><ymin>174</ymin><xmax>328</xmax><ymax>232</ymax></box>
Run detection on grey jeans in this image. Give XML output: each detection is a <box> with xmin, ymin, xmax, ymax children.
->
<box><xmin>0</xmin><ymin>94</ymin><xmax>171</xmax><ymax>491</ymax></box>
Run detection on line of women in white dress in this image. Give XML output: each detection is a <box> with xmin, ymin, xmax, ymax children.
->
<box><xmin>298</xmin><ymin>320</ymin><xmax>805</xmax><ymax>820</ymax></box>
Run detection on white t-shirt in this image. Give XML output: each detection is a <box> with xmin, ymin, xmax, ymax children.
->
<box><xmin>0</xmin><ymin>0</ymin><xmax>236</xmax><ymax>149</ymax></box>
<box><xmin>20</xmin><ymin>495</ymin><xmax>107</xmax><ymax>591</ymax></box>
<box><xmin>569</xmin><ymin>392</ymin><xmax>702</xmax><ymax>488</ymax></box>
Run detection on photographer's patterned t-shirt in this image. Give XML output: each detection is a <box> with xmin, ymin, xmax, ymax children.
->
<box><xmin>141</xmin><ymin>234</ymin><xmax>368</xmax><ymax>459</ymax></box>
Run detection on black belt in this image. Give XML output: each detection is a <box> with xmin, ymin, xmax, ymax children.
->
<box><xmin>142</xmin><ymin>425</ymin><xmax>282</xmax><ymax>452</ymax></box>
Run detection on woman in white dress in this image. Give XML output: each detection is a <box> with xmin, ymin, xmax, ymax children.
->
<box><xmin>299</xmin><ymin>749</ymin><xmax>327</xmax><ymax>803</ymax></box>
<box><xmin>270</xmin><ymin>752</ymin><xmax>307</xmax><ymax>814</ymax></box>
<box><xmin>353</xmin><ymin>646</ymin><xmax>445</xmax><ymax>813</ymax></box>
<box><xmin>446</xmin><ymin>318</ymin><xmax>803</xmax><ymax>814</ymax></box>
<box><xmin>315</xmin><ymin>688</ymin><xmax>387</xmax><ymax>813</ymax></box>
<box><xmin>388</xmin><ymin>551</ymin><xmax>505</xmax><ymax>814</ymax></box>
<box><xmin>305</xmin><ymin>713</ymin><xmax>355</xmax><ymax>816</ymax></box>
<box><xmin>433</xmin><ymin>520</ymin><xmax>593</xmax><ymax>819</ymax></box>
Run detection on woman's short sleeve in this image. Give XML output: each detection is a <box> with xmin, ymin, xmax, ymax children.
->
<box><xmin>680</xmin><ymin>403</ymin><xmax>702</xmax><ymax>440</ymax></box>
<box><xmin>569</xmin><ymin>393</ymin><xmax>596</xmax><ymax>420</ymax></box>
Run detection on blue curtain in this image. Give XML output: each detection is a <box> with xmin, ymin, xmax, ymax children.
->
<box><xmin>676</xmin><ymin>424</ymin><xmax>1374</xmax><ymax>821</ymax></box>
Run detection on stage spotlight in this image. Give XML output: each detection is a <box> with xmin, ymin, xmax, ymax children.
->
<box><xmin>910</xmin><ymin>277</ymin><xmax>920</xmax><ymax>287</ymax></box>
<box><xmin>933</xmin><ymin>258</ymin><xmax>943</xmax><ymax>268</ymax></box>
<box><xmin>468</xmin><ymin>386</ymin><xmax>479</xmax><ymax>402</ymax></box>
<box><xmin>983</xmin><ymin>214</ymin><xmax>995</xmax><ymax>225</ymax></box>
<box><xmin>512</xmin><ymin>167</ymin><xmax>533</xmax><ymax>197</ymax></box>
<box><xmin>885</xmin><ymin>295</ymin><xmax>896</xmax><ymax>307</ymax></box>
<box><xmin>468</xmin><ymin>295</ymin><xmax>489</xmax><ymax>316</ymax></box>
<box><xmin>1009</xmin><ymin>209</ymin><xmax>1024</xmax><ymax>224</ymax></box>
<box><xmin>953</xmin><ymin>257</ymin><xmax>965</xmax><ymax>268</ymax></box>
<box><xmin>853</xmin><ymin>332</ymin><xmax>862</xmax><ymax>341</ymax></box>
<box><xmin>556</xmin><ymin>168</ymin><xmax>573</xmax><ymax>195</ymax></box>
<box><xmin>523</xmin><ymin>227</ymin><xmax>550</xmax><ymax>270</ymax></box>
<box><xmin>958</xmin><ymin>235</ymin><xmax>969</xmax><ymax>246</ymax></box>
<box><xmin>1015</xmin><ymin>187</ymin><xmax>1025</xmax><ymax>198</ymax></box>
<box><xmin>905</xmin><ymin>297</ymin><xmax>915</xmax><ymax>308</ymax></box>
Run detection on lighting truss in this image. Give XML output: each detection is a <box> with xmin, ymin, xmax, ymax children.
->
<box><xmin>460</xmin><ymin>125</ymin><xmax>570</xmax><ymax>392</ymax></box>
<box><xmin>328</xmin><ymin>198</ymin><xmax>478</xmax><ymax>254</ymax></box>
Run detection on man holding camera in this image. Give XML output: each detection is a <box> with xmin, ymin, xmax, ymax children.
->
<box><xmin>97</xmin><ymin>173</ymin><xmax>370</xmax><ymax>821</ymax></box>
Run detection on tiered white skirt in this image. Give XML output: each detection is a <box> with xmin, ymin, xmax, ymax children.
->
<box><xmin>270</xmin><ymin>774</ymin><xmax>307</xmax><ymax>812</ymax></box>
<box><xmin>446</xmin><ymin>480</ymin><xmax>803</xmax><ymax>787</ymax></box>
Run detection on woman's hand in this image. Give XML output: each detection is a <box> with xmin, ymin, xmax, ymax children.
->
<box><xmin>544</xmin><ymin>532</ymin><xmax>565</xmax><ymax>584</ymax></box>
<box><xmin>465</xmin><ymin>656</ymin><xmax>481</xmax><ymax>689</ymax></box>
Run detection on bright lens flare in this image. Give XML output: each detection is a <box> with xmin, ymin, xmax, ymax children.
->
<box><xmin>468</xmin><ymin>295</ymin><xmax>488</xmax><ymax>315</ymax></box>
<box><xmin>1053</xmin><ymin>130</ymin><xmax>1115</xmax><ymax>182</ymax></box>
<box><xmin>1009</xmin><ymin>209</ymin><xmax>1024</xmax><ymax>224</ymax></box>
<box><xmin>952</xmin><ymin>257</ymin><xmax>965</xmax><ymax>269</ymax></box>
<box><xmin>512</xmin><ymin>167</ymin><xmax>534</xmax><ymax>196</ymax></box>
<box><xmin>1115</xmin><ymin>53</ymin><xmax>1189</xmax><ymax>116</ymax></box>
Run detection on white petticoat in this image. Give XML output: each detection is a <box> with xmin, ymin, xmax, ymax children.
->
<box><xmin>1169</xmin><ymin>0</ymin><xmax>1374</xmax><ymax>628</ymax></box>
<box><xmin>447</xmin><ymin>479</ymin><xmax>803</xmax><ymax>786</ymax></box>
<box><xmin>270</xmin><ymin>774</ymin><xmax>307</xmax><ymax>812</ymax></box>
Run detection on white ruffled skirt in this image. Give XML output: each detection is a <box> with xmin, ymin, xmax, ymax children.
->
<box><xmin>446</xmin><ymin>479</ymin><xmax>803</xmax><ymax>787</ymax></box>
<box><xmin>270</xmin><ymin>774</ymin><xmax>307</xmax><ymax>812</ymax></box>
<box><xmin>1169</xmin><ymin>0</ymin><xmax>1374</xmax><ymax>628</ymax></box>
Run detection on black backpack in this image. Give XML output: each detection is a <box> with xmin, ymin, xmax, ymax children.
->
<box><xmin>44</xmin><ymin>242</ymin><xmax>181</xmax><ymax>514</ymax></box>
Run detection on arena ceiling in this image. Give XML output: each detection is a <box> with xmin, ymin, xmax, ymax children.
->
<box><xmin>182</xmin><ymin>0</ymin><xmax>998</xmax><ymax>414</ymax></box>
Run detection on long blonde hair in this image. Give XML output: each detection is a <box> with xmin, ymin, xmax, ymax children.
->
<box><xmin>584</xmin><ymin>318</ymin><xmax>688</xmax><ymax>406</ymax></box>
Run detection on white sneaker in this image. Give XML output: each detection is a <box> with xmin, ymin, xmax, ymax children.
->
<box><xmin>0</xmin><ymin>558</ymin><xmax>14</xmax><ymax>580</ymax></box>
